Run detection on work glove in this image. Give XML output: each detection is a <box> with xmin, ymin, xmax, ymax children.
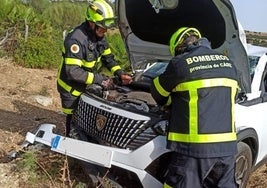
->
<box><xmin>93</xmin><ymin>74</ymin><xmax>115</xmax><ymax>90</ymax></box>
<box><xmin>100</xmin><ymin>78</ymin><xmax>115</xmax><ymax>90</ymax></box>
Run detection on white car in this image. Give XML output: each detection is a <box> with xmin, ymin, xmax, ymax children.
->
<box><xmin>24</xmin><ymin>0</ymin><xmax>267</xmax><ymax>187</ymax></box>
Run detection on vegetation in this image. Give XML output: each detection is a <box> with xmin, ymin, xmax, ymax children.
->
<box><xmin>17</xmin><ymin>151</ymin><xmax>40</xmax><ymax>186</ymax></box>
<box><xmin>246</xmin><ymin>31</ymin><xmax>267</xmax><ymax>47</ymax></box>
<box><xmin>0</xmin><ymin>0</ymin><xmax>129</xmax><ymax>70</ymax></box>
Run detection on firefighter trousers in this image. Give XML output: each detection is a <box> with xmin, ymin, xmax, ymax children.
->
<box><xmin>164</xmin><ymin>152</ymin><xmax>237</xmax><ymax>188</ymax></box>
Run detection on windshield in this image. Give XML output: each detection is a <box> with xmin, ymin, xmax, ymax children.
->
<box><xmin>249</xmin><ymin>55</ymin><xmax>261</xmax><ymax>80</ymax></box>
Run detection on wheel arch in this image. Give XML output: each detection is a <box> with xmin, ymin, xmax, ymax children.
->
<box><xmin>237</xmin><ymin>128</ymin><xmax>259</xmax><ymax>167</ymax></box>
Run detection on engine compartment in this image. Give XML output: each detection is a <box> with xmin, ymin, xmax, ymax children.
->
<box><xmin>85</xmin><ymin>82</ymin><xmax>161</xmax><ymax>114</ymax></box>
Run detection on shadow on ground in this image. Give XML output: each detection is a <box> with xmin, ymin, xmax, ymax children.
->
<box><xmin>0</xmin><ymin>100</ymin><xmax>65</xmax><ymax>134</ymax></box>
<box><xmin>0</xmin><ymin>100</ymin><xmax>65</xmax><ymax>162</ymax></box>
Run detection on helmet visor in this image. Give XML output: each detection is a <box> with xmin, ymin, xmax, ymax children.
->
<box><xmin>95</xmin><ymin>17</ymin><xmax>117</xmax><ymax>29</ymax></box>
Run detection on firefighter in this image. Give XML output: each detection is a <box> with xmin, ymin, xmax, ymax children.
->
<box><xmin>57</xmin><ymin>0</ymin><xmax>132</xmax><ymax>136</ymax></box>
<box><xmin>150</xmin><ymin>27</ymin><xmax>239</xmax><ymax>187</ymax></box>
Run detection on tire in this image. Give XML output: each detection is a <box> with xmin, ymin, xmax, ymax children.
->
<box><xmin>235</xmin><ymin>142</ymin><xmax>253</xmax><ymax>188</ymax></box>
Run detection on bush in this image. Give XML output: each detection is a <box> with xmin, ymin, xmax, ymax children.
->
<box><xmin>14</xmin><ymin>36</ymin><xmax>61</xmax><ymax>69</ymax></box>
<box><xmin>0</xmin><ymin>0</ymin><xmax>131</xmax><ymax>71</ymax></box>
<box><xmin>0</xmin><ymin>0</ymin><xmax>15</xmax><ymax>23</ymax></box>
<box><xmin>43</xmin><ymin>2</ymin><xmax>87</xmax><ymax>31</ymax></box>
<box><xmin>106</xmin><ymin>30</ymin><xmax>130</xmax><ymax>71</ymax></box>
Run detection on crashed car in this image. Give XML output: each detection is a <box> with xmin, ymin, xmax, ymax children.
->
<box><xmin>24</xmin><ymin>0</ymin><xmax>267</xmax><ymax>187</ymax></box>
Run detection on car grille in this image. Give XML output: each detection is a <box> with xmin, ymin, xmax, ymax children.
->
<box><xmin>73</xmin><ymin>94</ymin><xmax>158</xmax><ymax>150</ymax></box>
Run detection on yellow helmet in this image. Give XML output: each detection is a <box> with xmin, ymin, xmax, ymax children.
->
<box><xmin>169</xmin><ymin>27</ymin><xmax>201</xmax><ymax>56</ymax></box>
<box><xmin>86</xmin><ymin>0</ymin><xmax>116</xmax><ymax>29</ymax></box>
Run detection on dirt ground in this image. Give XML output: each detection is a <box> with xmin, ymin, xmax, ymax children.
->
<box><xmin>0</xmin><ymin>58</ymin><xmax>267</xmax><ymax>187</ymax></box>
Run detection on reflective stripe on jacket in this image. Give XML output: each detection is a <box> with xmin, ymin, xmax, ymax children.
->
<box><xmin>57</xmin><ymin>21</ymin><xmax>122</xmax><ymax>97</ymax></box>
<box><xmin>169</xmin><ymin>78</ymin><xmax>238</xmax><ymax>143</ymax></box>
<box><xmin>150</xmin><ymin>39</ymin><xmax>239</xmax><ymax>157</ymax></box>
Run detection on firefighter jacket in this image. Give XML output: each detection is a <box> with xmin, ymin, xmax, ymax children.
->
<box><xmin>150</xmin><ymin>38</ymin><xmax>239</xmax><ymax>158</ymax></box>
<box><xmin>57</xmin><ymin>21</ymin><xmax>123</xmax><ymax>107</ymax></box>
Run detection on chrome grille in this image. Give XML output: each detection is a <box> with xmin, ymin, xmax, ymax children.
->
<box><xmin>73</xmin><ymin>94</ymin><xmax>158</xmax><ymax>150</ymax></box>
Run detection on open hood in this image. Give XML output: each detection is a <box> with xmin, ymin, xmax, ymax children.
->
<box><xmin>116</xmin><ymin>0</ymin><xmax>251</xmax><ymax>93</ymax></box>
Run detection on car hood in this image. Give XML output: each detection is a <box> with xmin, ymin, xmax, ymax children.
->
<box><xmin>116</xmin><ymin>0</ymin><xmax>251</xmax><ymax>93</ymax></box>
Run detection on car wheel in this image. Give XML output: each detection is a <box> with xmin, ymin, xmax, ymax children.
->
<box><xmin>235</xmin><ymin>142</ymin><xmax>253</xmax><ymax>188</ymax></box>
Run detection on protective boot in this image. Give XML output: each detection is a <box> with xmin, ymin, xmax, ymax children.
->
<box><xmin>65</xmin><ymin>114</ymin><xmax>72</xmax><ymax>137</ymax></box>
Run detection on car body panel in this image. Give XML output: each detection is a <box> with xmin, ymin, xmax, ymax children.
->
<box><xmin>236</xmin><ymin>102</ymin><xmax>267</xmax><ymax>165</ymax></box>
<box><xmin>116</xmin><ymin>0</ymin><xmax>267</xmax><ymax>178</ymax></box>
<box><xmin>116</xmin><ymin>0</ymin><xmax>251</xmax><ymax>93</ymax></box>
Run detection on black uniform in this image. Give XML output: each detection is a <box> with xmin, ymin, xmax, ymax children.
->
<box><xmin>57</xmin><ymin>21</ymin><xmax>123</xmax><ymax>115</ymax></box>
<box><xmin>151</xmin><ymin>38</ymin><xmax>239</xmax><ymax>188</ymax></box>
<box><xmin>57</xmin><ymin>21</ymin><xmax>123</xmax><ymax>136</ymax></box>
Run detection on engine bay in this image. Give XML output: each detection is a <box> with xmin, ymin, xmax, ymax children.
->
<box><xmin>85</xmin><ymin>82</ymin><xmax>162</xmax><ymax>114</ymax></box>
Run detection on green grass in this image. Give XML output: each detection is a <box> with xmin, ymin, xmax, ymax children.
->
<box><xmin>17</xmin><ymin>151</ymin><xmax>39</xmax><ymax>186</ymax></box>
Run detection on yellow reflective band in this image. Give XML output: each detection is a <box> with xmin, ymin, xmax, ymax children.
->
<box><xmin>230</xmin><ymin>80</ymin><xmax>237</xmax><ymax>139</ymax></box>
<box><xmin>166</xmin><ymin>96</ymin><xmax>172</xmax><ymax>106</ymax></box>
<box><xmin>86</xmin><ymin>72</ymin><xmax>94</xmax><ymax>85</ymax></box>
<box><xmin>164</xmin><ymin>183</ymin><xmax>172</xmax><ymax>188</ymax></box>
<box><xmin>57</xmin><ymin>57</ymin><xmax>64</xmax><ymax>78</ymax></box>
<box><xmin>173</xmin><ymin>78</ymin><xmax>238</xmax><ymax>92</ymax></box>
<box><xmin>169</xmin><ymin>78</ymin><xmax>238</xmax><ymax>143</ymax></box>
<box><xmin>190</xmin><ymin>90</ymin><xmax>198</xmax><ymax>135</ymax></box>
<box><xmin>102</xmin><ymin>48</ymin><xmax>111</xmax><ymax>55</ymax></box>
<box><xmin>57</xmin><ymin>79</ymin><xmax>82</xmax><ymax>97</ymax></box>
<box><xmin>153</xmin><ymin>77</ymin><xmax>170</xmax><ymax>97</ymax></box>
<box><xmin>57</xmin><ymin>57</ymin><xmax>82</xmax><ymax>97</ymax></box>
<box><xmin>111</xmin><ymin>65</ymin><xmax>121</xmax><ymax>74</ymax></box>
<box><xmin>168</xmin><ymin>132</ymin><xmax>237</xmax><ymax>143</ymax></box>
<box><xmin>83</xmin><ymin>60</ymin><xmax>96</xmax><ymax>68</ymax></box>
<box><xmin>62</xmin><ymin>107</ymin><xmax>73</xmax><ymax>115</ymax></box>
<box><xmin>83</xmin><ymin>57</ymin><xmax>101</xmax><ymax>69</ymax></box>
<box><xmin>65</xmin><ymin>58</ymin><xmax>83</xmax><ymax>66</ymax></box>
